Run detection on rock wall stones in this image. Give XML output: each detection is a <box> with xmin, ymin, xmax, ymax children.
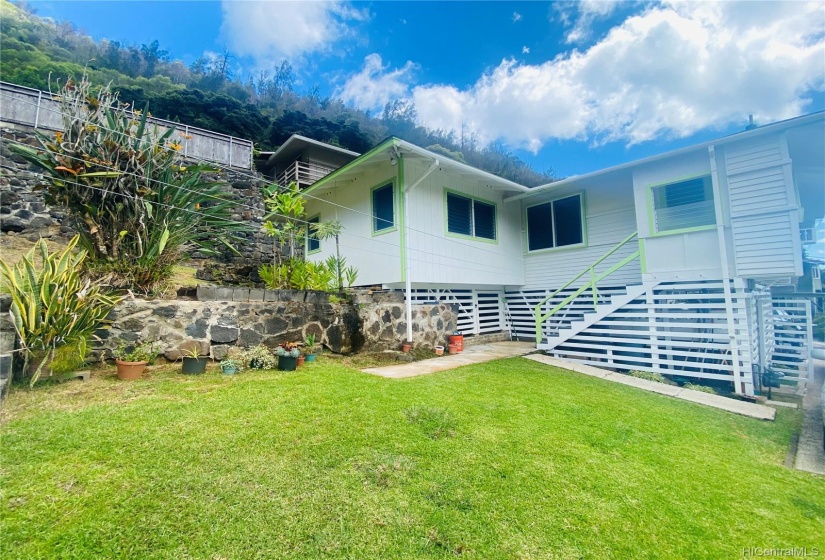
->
<box><xmin>0</xmin><ymin>125</ymin><xmax>69</xmax><ymax>240</ymax></box>
<box><xmin>98</xmin><ymin>294</ymin><xmax>459</xmax><ymax>361</ymax></box>
<box><xmin>0</xmin><ymin>124</ymin><xmax>274</xmax><ymax>284</ymax></box>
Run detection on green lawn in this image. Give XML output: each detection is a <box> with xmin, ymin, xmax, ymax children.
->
<box><xmin>2</xmin><ymin>358</ymin><xmax>823</xmax><ymax>559</ymax></box>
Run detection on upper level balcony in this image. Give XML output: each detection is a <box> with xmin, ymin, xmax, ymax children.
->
<box><xmin>277</xmin><ymin>160</ymin><xmax>338</xmax><ymax>189</ymax></box>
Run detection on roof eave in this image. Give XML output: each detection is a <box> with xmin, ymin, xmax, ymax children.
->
<box><xmin>505</xmin><ymin>111</ymin><xmax>825</xmax><ymax>203</ymax></box>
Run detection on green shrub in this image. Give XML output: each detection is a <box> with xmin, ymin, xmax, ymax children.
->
<box><xmin>112</xmin><ymin>340</ymin><xmax>157</xmax><ymax>363</ymax></box>
<box><xmin>814</xmin><ymin>312</ymin><xmax>824</xmax><ymax>342</ymax></box>
<box><xmin>683</xmin><ymin>382</ymin><xmax>718</xmax><ymax>395</ymax></box>
<box><xmin>628</xmin><ymin>370</ymin><xmax>674</xmax><ymax>385</ymax></box>
<box><xmin>238</xmin><ymin>345</ymin><xmax>277</xmax><ymax>370</ymax></box>
<box><xmin>0</xmin><ymin>236</ymin><xmax>121</xmax><ymax>384</ymax></box>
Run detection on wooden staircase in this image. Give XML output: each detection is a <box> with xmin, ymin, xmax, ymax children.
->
<box><xmin>537</xmin><ymin>282</ymin><xmax>653</xmax><ymax>351</ymax></box>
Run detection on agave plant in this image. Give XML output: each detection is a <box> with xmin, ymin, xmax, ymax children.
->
<box><xmin>0</xmin><ymin>236</ymin><xmax>122</xmax><ymax>385</ymax></box>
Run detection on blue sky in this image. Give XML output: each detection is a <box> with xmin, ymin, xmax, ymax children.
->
<box><xmin>28</xmin><ymin>0</ymin><xmax>825</xmax><ymax>178</ymax></box>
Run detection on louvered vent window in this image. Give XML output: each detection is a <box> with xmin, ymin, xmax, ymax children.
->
<box><xmin>651</xmin><ymin>176</ymin><xmax>716</xmax><ymax>233</ymax></box>
<box><xmin>447</xmin><ymin>192</ymin><xmax>496</xmax><ymax>240</ymax></box>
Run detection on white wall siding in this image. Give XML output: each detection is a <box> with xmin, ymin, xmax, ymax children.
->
<box><xmin>404</xmin><ymin>158</ymin><xmax>525</xmax><ymax>286</ymax></box>
<box><xmin>521</xmin><ymin>182</ymin><xmax>641</xmax><ymax>291</ymax></box>
<box><xmin>303</xmin><ymin>164</ymin><xmax>403</xmax><ymax>286</ymax></box>
<box><xmin>632</xmin><ymin>151</ymin><xmax>726</xmax><ymax>282</ymax></box>
<box><xmin>721</xmin><ymin>135</ymin><xmax>802</xmax><ymax>279</ymax></box>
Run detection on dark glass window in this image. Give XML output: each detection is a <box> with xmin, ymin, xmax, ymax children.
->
<box><xmin>373</xmin><ymin>183</ymin><xmax>395</xmax><ymax>232</ymax></box>
<box><xmin>527</xmin><ymin>194</ymin><xmax>583</xmax><ymax>250</ymax></box>
<box><xmin>307</xmin><ymin>215</ymin><xmax>320</xmax><ymax>252</ymax></box>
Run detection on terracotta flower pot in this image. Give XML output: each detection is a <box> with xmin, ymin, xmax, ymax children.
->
<box><xmin>447</xmin><ymin>344</ymin><xmax>460</xmax><ymax>355</ymax></box>
<box><xmin>434</xmin><ymin>346</ymin><xmax>445</xmax><ymax>356</ymax></box>
<box><xmin>297</xmin><ymin>355</ymin><xmax>306</xmax><ymax>367</ymax></box>
<box><xmin>401</xmin><ymin>343</ymin><xmax>412</xmax><ymax>353</ymax></box>
<box><xmin>116</xmin><ymin>359</ymin><xmax>147</xmax><ymax>381</ymax></box>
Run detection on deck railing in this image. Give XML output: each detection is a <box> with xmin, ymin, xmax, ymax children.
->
<box><xmin>533</xmin><ymin>231</ymin><xmax>640</xmax><ymax>344</ymax></box>
<box><xmin>277</xmin><ymin>160</ymin><xmax>338</xmax><ymax>188</ymax></box>
<box><xmin>0</xmin><ymin>81</ymin><xmax>253</xmax><ymax>169</ymax></box>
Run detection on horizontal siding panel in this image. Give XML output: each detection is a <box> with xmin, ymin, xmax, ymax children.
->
<box><xmin>523</xmin><ymin>206</ymin><xmax>639</xmax><ymax>290</ymax></box>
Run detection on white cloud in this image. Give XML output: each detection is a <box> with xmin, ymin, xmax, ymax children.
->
<box><xmin>338</xmin><ymin>54</ymin><xmax>417</xmax><ymax>112</ymax></box>
<box><xmin>562</xmin><ymin>0</ymin><xmax>621</xmax><ymax>44</ymax></box>
<box><xmin>522</xmin><ymin>46</ymin><xmax>530</xmax><ymax>54</ymax></box>
<box><xmin>410</xmin><ymin>0</ymin><xmax>824</xmax><ymax>150</ymax></box>
<box><xmin>513</xmin><ymin>11</ymin><xmax>522</xmax><ymax>23</ymax></box>
<box><xmin>220</xmin><ymin>1</ymin><xmax>368</xmax><ymax>63</ymax></box>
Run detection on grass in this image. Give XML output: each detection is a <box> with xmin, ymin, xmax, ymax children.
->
<box><xmin>2</xmin><ymin>358</ymin><xmax>823</xmax><ymax>559</ymax></box>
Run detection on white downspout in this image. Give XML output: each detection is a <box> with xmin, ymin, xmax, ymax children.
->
<box><xmin>404</xmin><ymin>158</ymin><xmax>440</xmax><ymax>343</ymax></box>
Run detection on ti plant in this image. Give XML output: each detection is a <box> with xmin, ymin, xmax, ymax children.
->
<box><xmin>0</xmin><ymin>236</ymin><xmax>122</xmax><ymax>385</ymax></box>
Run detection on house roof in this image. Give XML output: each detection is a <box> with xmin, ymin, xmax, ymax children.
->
<box><xmin>302</xmin><ymin>137</ymin><xmax>531</xmax><ymax>196</ymax></box>
<box><xmin>505</xmin><ymin>111</ymin><xmax>825</xmax><ymax>203</ymax></box>
<box><xmin>266</xmin><ymin>134</ymin><xmax>360</xmax><ymax>167</ymax></box>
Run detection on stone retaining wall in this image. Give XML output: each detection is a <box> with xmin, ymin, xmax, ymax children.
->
<box><xmin>99</xmin><ymin>293</ymin><xmax>459</xmax><ymax>361</ymax></box>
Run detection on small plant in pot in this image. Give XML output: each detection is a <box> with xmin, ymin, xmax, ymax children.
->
<box><xmin>220</xmin><ymin>358</ymin><xmax>239</xmax><ymax>375</ymax></box>
<box><xmin>239</xmin><ymin>345</ymin><xmax>277</xmax><ymax>370</ymax></box>
<box><xmin>181</xmin><ymin>346</ymin><xmax>209</xmax><ymax>375</ymax></box>
<box><xmin>113</xmin><ymin>340</ymin><xmax>156</xmax><ymax>381</ymax></box>
<box><xmin>304</xmin><ymin>334</ymin><xmax>318</xmax><ymax>362</ymax></box>
<box><xmin>276</xmin><ymin>342</ymin><xmax>300</xmax><ymax>371</ymax></box>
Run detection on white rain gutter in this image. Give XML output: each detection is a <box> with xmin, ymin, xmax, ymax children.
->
<box><xmin>404</xmin><ymin>158</ymin><xmax>440</xmax><ymax>343</ymax></box>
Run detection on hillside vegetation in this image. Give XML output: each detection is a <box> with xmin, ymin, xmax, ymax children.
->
<box><xmin>0</xmin><ymin>0</ymin><xmax>555</xmax><ymax>186</ymax></box>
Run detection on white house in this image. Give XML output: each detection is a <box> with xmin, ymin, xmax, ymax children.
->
<box><xmin>275</xmin><ymin>112</ymin><xmax>824</xmax><ymax>397</ymax></box>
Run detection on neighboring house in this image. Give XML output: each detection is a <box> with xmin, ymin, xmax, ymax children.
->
<box><xmin>271</xmin><ymin>112</ymin><xmax>824</xmax><ymax>397</ymax></box>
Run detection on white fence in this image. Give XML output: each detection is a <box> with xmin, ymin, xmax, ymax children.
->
<box><xmin>404</xmin><ymin>288</ymin><xmax>506</xmax><ymax>336</ymax></box>
<box><xmin>0</xmin><ymin>81</ymin><xmax>253</xmax><ymax>169</ymax></box>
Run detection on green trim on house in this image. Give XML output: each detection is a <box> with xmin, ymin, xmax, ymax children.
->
<box><xmin>398</xmin><ymin>156</ymin><xmax>407</xmax><ymax>283</ymax></box>
<box><xmin>645</xmin><ymin>173</ymin><xmax>716</xmax><ymax>237</ymax></box>
<box><xmin>305</xmin><ymin>214</ymin><xmax>321</xmax><ymax>255</ymax></box>
<box><xmin>300</xmin><ymin>137</ymin><xmax>399</xmax><ymax>198</ymax></box>
<box><xmin>370</xmin><ymin>180</ymin><xmax>398</xmax><ymax>236</ymax></box>
<box><xmin>638</xmin><ymin>237</ymin><xmax>647</xmax><ymax>273</ymax></box>
<box><xmin>442</xmin><ymin>187</ymin><xmax>499</xmax><ymax>244</ymax></box>
<box><xmin>522</xmin><ymin>191</ymin><xmax>588</xmax><ymax>254</ymax></box>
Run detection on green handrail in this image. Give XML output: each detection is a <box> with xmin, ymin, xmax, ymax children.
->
<box><xmin>534</xmin><ymin>231</ymin><xmax>640</xmax><ymax>343</ymax></box>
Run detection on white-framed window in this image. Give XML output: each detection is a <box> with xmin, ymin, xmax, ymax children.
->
<box><xmin>526</xmin><ymin>193</ymin><xmax>584</xmax><ymax>251</ymax></box>
<box><xmin>446</xmin><ymin>192</ymin><xmax>496</xmax><ymax>241</ymax></box>
<box><xmin>650</xmin><ymin>176</ymin><xmax>716</xmax><ymax>233</ymax></box>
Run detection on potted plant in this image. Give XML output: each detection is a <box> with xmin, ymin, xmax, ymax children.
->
<box><xmin>113</xmin><ymin>340</ymin><xmax>156</xmax><ymax>381</ymax></box>
<box><xmin>240</xmin><ymin>345</ymin><xmax>277</xmax><ymax>370</ymax></box>
<box><xmin>220</xmin><ymin>358</ymin><xmax>239</xmax><ymax>375</ymax></box>
<box><xmin>297</xmin><ymin>353</ymin><xmax>306</xmax><ymax>367</ymax></box>
<box><xmin>304</xmin><ymin>333</ymin><xmax>318</xmax><ymax>362</ymax></box>
<box><xmin>276</xmin><ymin>342</ymin><xmax>300</xmax><ymax>371</ymax></box>
<box><xmin>181</xmin><ymin>346</ymin><xmax>209</xmax><ymax>375</ymax></box>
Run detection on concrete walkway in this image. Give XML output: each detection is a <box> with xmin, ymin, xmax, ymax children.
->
<box><xmin>362</xmin><ymin>341</ymin><xmax>535</xmax><ymax>379</ymax></box>
<box><xmin>525</xmin><ymin>354</ymin><xmax>776</xmax><ymax>421</ymax></box>
<box><xmin>794</xmin><ymin>356</ymin><xmax>825</xmax><ymax>476</ymax></box>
